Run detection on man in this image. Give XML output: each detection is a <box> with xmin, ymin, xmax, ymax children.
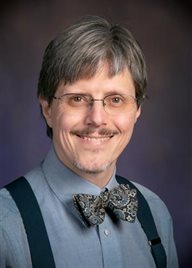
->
<box><xmin>0</xmin><ymin>16</ymin><xmax>178</xmax><ymax>267</ymax></box>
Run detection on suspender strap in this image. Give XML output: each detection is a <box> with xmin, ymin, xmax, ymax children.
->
<box><xmin>116</xmin><ymin>175</ymin><xmax>167</xmax><ymax>268</ymax></box>
<box><xmin>5</xmin><ymin>177</ymin><xmax>56</xmax><ymax>268</ymax></box>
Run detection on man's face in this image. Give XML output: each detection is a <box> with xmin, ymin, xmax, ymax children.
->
<box><xmin>40</xmin><ymin>65</ymin><xmax>141</xmax><ymax>183</ymax></box>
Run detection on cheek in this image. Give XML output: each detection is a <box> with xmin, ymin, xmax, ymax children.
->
<box><xmin>51</xmin><ymin>110</ymin><xmax>80</xmax><ymax>134</ymax></box>
<box><xmin>52</xmin><ymin>113</ymin><xmax>78</xmax><ymax>154</ymax></box>
<box><xmin>115</xmin><ymin>112</ymin><xmax>137</xmax><ymax>134</ymax></box>
<box><xmin>114</xmin><ymin>112</ymin><xmax>138</xmax><ymax>149</ymax></box>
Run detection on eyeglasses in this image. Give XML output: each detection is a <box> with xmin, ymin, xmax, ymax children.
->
<box><xmin>52</xmin><ymin>93</ymin><xmax>138</xmax><ymax>115</ymax></box>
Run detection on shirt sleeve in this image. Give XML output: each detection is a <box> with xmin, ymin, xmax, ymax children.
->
<box><xmin>166</xmin><ymin>216</ymin><xmax>179</xmax><ymax>268</ymax></box>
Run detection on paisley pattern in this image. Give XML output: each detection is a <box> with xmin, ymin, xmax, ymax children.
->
<box><xmin>73</xmin><ymin>184</ymin><xmax>138</xmax><ymax>227</ymax></box>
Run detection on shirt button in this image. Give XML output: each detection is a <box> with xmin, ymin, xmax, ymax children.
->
<box><xmin>104</xmin><ymin>229</ymin><xmax>110</xmax><ymax>236</ymax></box>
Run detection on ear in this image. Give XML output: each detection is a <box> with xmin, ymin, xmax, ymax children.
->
<box><xmin>134</xmin><ymin>106</ymin><xmax>141</xmax><ymax>123</ymax></box>
<box><xmin>39</xmin><ymin>97</ymin><xmax>53</xmax><ymax>128</ymax></box>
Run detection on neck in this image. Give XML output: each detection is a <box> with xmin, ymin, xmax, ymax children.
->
<box><xmin>66</xmin><ymin>161</ymin><xmax>116</xmax><ymax>188</ymax></box>
<box><xmin>77</xmin><ymin>168</ymin><xmax>115</xmax><ymax>188</ymax></box>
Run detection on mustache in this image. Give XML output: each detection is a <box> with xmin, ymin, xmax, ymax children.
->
<box><xmin>71</xmin><ymin>128</ymin><xmax>119</xmax><ymax>137</ymax></box>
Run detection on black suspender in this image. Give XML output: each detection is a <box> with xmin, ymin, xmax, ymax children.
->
<box><xmin>5</xmin><ymin>176</ymin><xmax>167</xmax><ymax>268</ymax></box>
<box><xmin>116</xmin><ymin>175</ymin><xmax>167</xmax><ymax>268</ymax></box>
<box><xmin>5</xmin><ymin>177</ymin><xmax>56</xmax><ymax>268</ymax></box>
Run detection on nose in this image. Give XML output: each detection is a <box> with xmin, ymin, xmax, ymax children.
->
<box><xmin>84</xmin><ymin>101</ymin><xmax>107</xmax><ymax>127</ymax></box>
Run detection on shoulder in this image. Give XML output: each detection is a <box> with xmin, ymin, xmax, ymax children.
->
<box><xmin>0</xmin><ymin>165</ymin><xmax>44</xmax><ymax>228</ymax></box>
<box><xmin>0</xmin><ymin>187</ymin><xmax>22</xmax><ymax>239</ymax></box>
<box><xmin>0</xmin><ymin>165</ymin><xmax>44</xmax><ymax>265</ymax></box>
<box><xmin>131</xmin><ymin>181</ymin><xmax>171</xmax><ymax>220</ymax></box>
<box><xmin>0</xmin><ymin>187</ymin><xmax>20</xmax><ymax>221</ymax></box>
<box><xmin>117</xmin><ymin>176</ymin><xmax>173</xmax><ymax>230</ymax></box>
<box><xmin>0</xmin><ymin>187</ymin><xmax>26</xmax><ymax>257</ymax></box>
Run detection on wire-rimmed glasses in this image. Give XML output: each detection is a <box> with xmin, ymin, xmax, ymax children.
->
<box><xmin>52</xmin><ymin>93</ymin><xmax>138</xmax><ymax>115</ymax></box>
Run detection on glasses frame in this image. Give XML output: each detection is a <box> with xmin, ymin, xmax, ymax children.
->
<box><xmin>52</xmin><ymin>93</ymin><xmax>139</xmax><ymax>114</ymax></box>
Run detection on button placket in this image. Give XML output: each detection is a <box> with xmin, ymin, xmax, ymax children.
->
<box><xmin>104</xmin><ymin>228</ymin><xmax>110</xmax><ymax>237</ymax></box>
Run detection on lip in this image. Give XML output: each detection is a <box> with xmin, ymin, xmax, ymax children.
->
<box><xmin>75</xmin><ymin>134</ymin><xmax>114</xmax><ymax>146</ymax></box>
<box><xmin>77</xmin><ymin>134</ymin><xmax>114</xmax><ymax>139</ymax></box>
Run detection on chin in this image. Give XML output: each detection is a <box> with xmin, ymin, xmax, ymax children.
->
<box><xmin>74</xmin><ymin>160</ymin><xmax>113</xmax><ymax>175</ymax></box>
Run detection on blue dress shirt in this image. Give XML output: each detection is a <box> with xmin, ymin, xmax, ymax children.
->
<box><xmin>0</xmin><ymin>146</ymin><xmax>179</xmax><ymax>267</ymax></box>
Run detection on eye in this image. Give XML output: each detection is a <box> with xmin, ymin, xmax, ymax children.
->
<box><xmin>111</xmin><ymin>97</ymin><xmax>122</xmax><ymax>103</ymax></box>
<box><xmin>107</xmin><ymin>95</ymin><xmax>124</xmax><ymax>106</ymax></box>
<box><xmin>67</xmin><ymin>94</ymin><xmax>87</xmax><ymax>107</ymax></box>
<box><xmin>72</xmin><ymin>95</ymin><xmax>84</xmax><ymax>102</ymax></box>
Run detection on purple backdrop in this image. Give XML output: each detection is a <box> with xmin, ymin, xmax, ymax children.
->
<box><xmin>0</xmin><ymin>1</ymin><xmax>191</xmax><ymax>267</ymax></box>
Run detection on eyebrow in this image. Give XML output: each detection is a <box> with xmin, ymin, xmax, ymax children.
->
<box><xmin>60</xmin><ymin>88</ymin><xmax>135</xmax><ymax>96</ymax></box>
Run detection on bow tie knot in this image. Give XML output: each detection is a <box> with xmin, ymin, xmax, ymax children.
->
<box><xmin>73</xmin><ymin>184</ymin><xmax>138</xmax><ymax>227</ymax></box>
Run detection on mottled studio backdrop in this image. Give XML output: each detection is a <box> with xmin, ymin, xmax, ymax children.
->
<box><xmin>0</xmin><ymin>0</ymin><xmax>191</xmax><ymax>267</ymax></box>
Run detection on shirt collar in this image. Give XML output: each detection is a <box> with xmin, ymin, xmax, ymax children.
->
<box><xmin>42</xmin><ymin>145</ymin><xmax>118</xmax><ymax>204</ymax></box>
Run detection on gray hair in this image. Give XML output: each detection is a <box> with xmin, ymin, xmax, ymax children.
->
<box><xmin>38</xmin><ymin>15</ymin><xmax>147</xmax><ymax>138</ymax></box>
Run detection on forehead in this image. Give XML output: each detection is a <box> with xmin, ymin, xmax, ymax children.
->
<box><xmin>57</xmin><ymin>64</ymin><xmax>135</xmax><ymax>96</ymax></box>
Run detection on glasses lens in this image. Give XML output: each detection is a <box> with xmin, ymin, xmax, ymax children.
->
<box><xmin>104</xmin><ymin>95</ymin><xmax>136</xmax><ymax>114</ymax></box>
<box><xmin>58</xmin><ymin>94</ymin><xmax>89</xmax><ymax>113</ymax></box>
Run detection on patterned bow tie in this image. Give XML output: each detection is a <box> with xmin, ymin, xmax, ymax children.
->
<box><xmin>73</xmin><ymin>184</ymin><xmax>138</xmax><ymax>227</ymax></box>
